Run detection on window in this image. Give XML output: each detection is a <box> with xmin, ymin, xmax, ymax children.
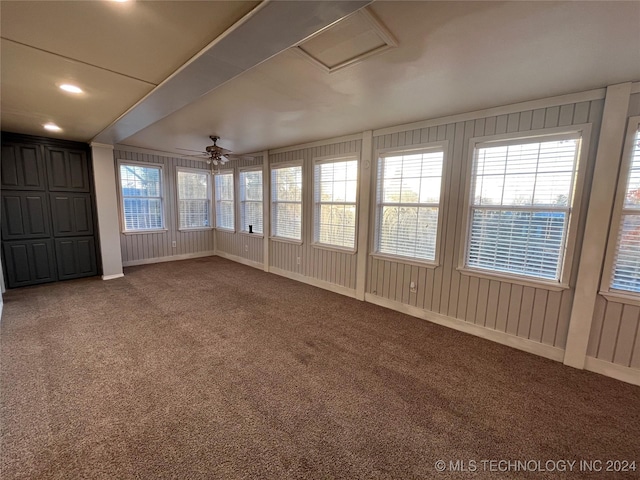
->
<box><xmin>375</xmin><ymin>144</ymin><xmax>445</xmax><ymax>262</ymax></box>
<box><xmin>609</xmin><ymin>124</ymin><xmax>640</xmax><ymax>294</ymax></box>
<box><xmin>239</xmin><ymin>169</ymin><xmax>263</xmax><ymax>234</ymax></box>
<box><xmin>464</xmin><ymin>133</ymin><xmax>581</xmax><ymax>282</ymax></box>
<box><xmin>313</xmin><ymin>156</ymin><xmax>358</xmax><ymax>249</ymax></box>
<box><xmin>214</xmin><ymin>170</ymin><xmax>234</xmax><ymax>231</ymax></box>
<box><xmin>271</xmin><ymin>164</ymin><xmax>302</xmax><ymax>241</ymax></box>
<box><xmin>177</xmin><ymin>168</ymin><xmax>211</xmax><ymax>230</ymax></box>
<box><xmin>118</xmin><ymin>162</ymin><xmax>164</xmax><ymax>232</ymax></box>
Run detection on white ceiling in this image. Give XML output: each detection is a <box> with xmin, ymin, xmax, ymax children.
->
<box><xmin>2</xmin><ymin>1</ymin><xmax>639</xmax><ymax>157</ymax></box>
<box><xmin>0</xmin><ymin>0</ymin><xmax>258</xmax><ymax>140</ymax></box>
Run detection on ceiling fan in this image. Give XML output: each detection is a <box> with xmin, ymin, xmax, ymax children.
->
<box><xmin>177</xmin><ymin>136</ymin><xmax>251</xmax><ymax>173</ymax></box>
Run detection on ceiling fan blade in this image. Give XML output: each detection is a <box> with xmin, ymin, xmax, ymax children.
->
<box><xmin>225</xmin><ymin>154</ymin><xmax>256</xmax><ymax>161</ymax></box>
<box><xmin>176</xmin><ymin>147</ymin><xmax>207</xmax><ymax>154</ymax></box>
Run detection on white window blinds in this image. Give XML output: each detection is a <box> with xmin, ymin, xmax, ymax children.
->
<box><xmin>271</xmin><ymin>165</ymin><xmax>302</xmax><ymax>240</ymax></box>
<box><xmin>215</xmin><ymin>171</ymin><xmax>235</xmax><ymax>230</ymax></box>
<box><xmin>314</xmin><ymin>158</ymin><xmax>358</xmax><ymax>249</ymax></box>
<box><xmin>376</xmin><ymin>148</ymin><xmax>444</xmax><ymax>261</ymax></box>
<box><xmin>119</xmin><ymin>163</ymin><xmax>163</xmax><ymax>231</ymax></box>
<box><xmin>466</xmin><ymin>135</ymin><xmax>580</xmax><ymax>281</ymax></box>
<box><xmin>239</xmin><ymin>169</ymin><xmax>263</xmax><ymax>234</ymax></box>
<box><xmin>177</xmin><ymin>169</ymin><xmax>210</xmax><ymax>229</ymax></box>
<box><xmin>611</xmin><ymin>128</ymin><xmax>640</xmax><ymax>293</ymax></box>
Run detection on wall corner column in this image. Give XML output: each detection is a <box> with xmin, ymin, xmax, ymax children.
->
<box><xmin>563</xmin><ymin>82</ymin><xmax>632</xmax><ymax>369</ymax></box>
<box><xmin>90</xmin><ymin>142</ymin><xmax>124</xmax><ymax>280</ymax></box>
<box><xmin>262</xmin><ymin>150</ymin><xmax>270</xmax><ymax>272</ymax></box>
<box><xmin>355</xmin><ymin>130</ymin><xmax>373</xmax><ymax>301</ymax></box>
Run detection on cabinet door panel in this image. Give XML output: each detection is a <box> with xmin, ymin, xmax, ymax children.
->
<box><xmin>69</xmin><ymin>151</ymin><xmax>88</xmax><ymax>189</ymax></box>
<box><xmin>2</xmin><ymin>239</ymin><xmax>57</xmax><ymax>288</ymax></box>
<box><xmin>50</xmin><ymin>193</ymin><xmax>93</xmax><ymax>236</ymax></box>
<box><xmin>1</xmin><ymin>192</ymin><xmax>50</xmax><ymax>239</ymax></box>
<box><xmin>54</xmin><ymin>236</ymin><xmax>97</xmax><ymax>280</ymax></box>
<box><xmin>1</xmin><ymin>143</ymin><xmax>46</xmax><ymax>190</ymax></box>
<box><xmin>45</xmin><ymin>147</ymin><xmax>90</xmax><ymax>192</ymax></box>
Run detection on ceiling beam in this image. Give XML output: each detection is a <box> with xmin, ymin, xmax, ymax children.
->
<box><xmin>93</xmin><ymin>0</ymin><xmax>371</xmax><ymax>145</ymax></box>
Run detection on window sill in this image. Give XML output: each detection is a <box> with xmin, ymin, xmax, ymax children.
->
<box><xmin>599</xmin><ymin>290</ymin><xmax>640</xmax><ymax>307</ymax></box>
<box><xmin>312</xmin><ymin>243</ymin><xmax>357</xmax><ymax>254</ymax></box>
<box><xmin>457</xmin><ymin>267</ymin><xmax>568</xmax><ymax>291</ymax></box>
<box><xmin>270</xmin><ymin>236</ymin><xmax>303</xmax><ymax>246</ymax></box>
<box><xmin>240</xmin><ymin>231</ymin><xmax>264</xmax><ymax>238</ymax></box>
<box><xmin>178</xmin><ymin>227</ymin><xmax>213</xmax><ymax>232</ymax></box>
<box><xmin>122</xmin><ymin>229</ymin><xmax>168</xmax><ymax>235</ymax></box>
<box><xmin>370</xmin><ymin>252</ymin><xmax>439</xmax><ymax>269</ymax></box>
<box><xmin>215</xmin><ymin>228</ymin><xmax>236</xmax><ymax>234</ymax></box>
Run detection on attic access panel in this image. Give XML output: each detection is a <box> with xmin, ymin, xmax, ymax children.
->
<box><xmin>295</xmin><ymin>7</ymin><xmax>396</xmax><ymax>73</ymax></box>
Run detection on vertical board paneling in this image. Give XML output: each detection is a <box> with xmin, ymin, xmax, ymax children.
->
<box><xmin>613</xmin><ymin>305</ymin><xmax>639</xmax><ymax>366</ymax></box>
<box><xmin>115</xmin><ymin>150</ymin><xmax>216</xmax><ymax>264</ymax></box>
<box><xmin>268</xmin><ymin>139</ymin><xmax>361</xmax><ymax>289</ymax></box>
<box><xmin>584</xmin><ymin>96</ymin><xmax>639</xmax><ymax>369</ymax></box>
<box><xmin>598</xmin><ymin>302</ymin><xmax>624</xmax><ymax>362</ymax></box>
<box><xmin>213</xmin><ymin>155</ymin><xmax>265</xmax><ymax>265</ymax></box>
<box><xmin>366</xmin><ymin>98</ymin><xmax>604</xmax><ymax>356</ymax></box>
<box><xmin>590</xmin><ymin>297</ymin><xmax>640</xmax><ymax>368</ymax></box>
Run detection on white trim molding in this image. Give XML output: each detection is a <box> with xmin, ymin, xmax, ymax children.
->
<box><xmin>270</xmin><ymin>267</ymin><xmax>357</xmax><ymax>299</ymax></box>
<box><xmin>102</xmin><ymin>273</ymin><xmax>125</xmax><ymax>281</ymax></box>
<box><xmin>364</xmin><ymin>293</ymin><xmax>565</xmax><ymax>362</ymax></box>
<box><xmin>584</xmin><ymin>357</ymin><xmax>640</xmax><ymax>386</ymax></box>
<box><xmin>89</xmin><ymin>142</ymin><xmax>114</xmax><ymax>150</ymax></box>
<box><xmin>373</xmin><ymin>88</ymin><xmax>606</xmax><ymax>137</ymax></box>
<box><xmin>268</xmin><ymin>133</ymin><xmax>362</xmax><ymax>155</ymax></box>
<box><xmin>122</xmin><ymin>251</ymin><xmax>216</xmax><ymax>267</ymax></box>
<box><xmin>564</xmin><ymin>82</ymin><xmax>633</xmax><ymax>370</ymax></box>
<box><xmin>215</xmin><ymin>251</ymin><xmax>264</xmax><ymax>270</ymax></box>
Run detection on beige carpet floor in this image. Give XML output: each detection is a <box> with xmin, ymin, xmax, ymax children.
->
<box><xmin>1</xmin><ymin>257</ymin><xmax>638</xmax><ymax>479</ymax></box>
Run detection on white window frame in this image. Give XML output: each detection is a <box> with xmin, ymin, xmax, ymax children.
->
<box><xmin>457</xmin><ymin>125</ymin><xmax>591</xmax><ymax>290</ymax></box>
<box><xmin>116</xmin><ymin>159</ymin><xmax>166</xmax><ymax>234</ymax></box>
<box><xmin>372</xmin><ymin>141</ymin><xmax>448</xmax><ymax>267</ymax></box>
<box><xmin>239</xmin><ymin>166</ymin><xmax>264</xmax><ymax>236</ymax></box>
<box><xmin>600</xmin><ymin>116</ymin><xmax>640</xmax><ymax>305</ymax></box>
<box><xmin>270</xmin><ymin>161</ymin><xmax>304</xmax><ymax>244</ymax></box>
<box><xmin>312</xmin><ymin>154</ymin><xmax>359</xmax><ymax>253</ymax></box>
<box><xmin>175</xmin><ymin>166</ymin><xmax>212</xmax><ymax>231</ymax></box>
<box><xmin>214</xmin><ymin>169</ymin><xmax>235</xmax><ymax>232</ymax></box>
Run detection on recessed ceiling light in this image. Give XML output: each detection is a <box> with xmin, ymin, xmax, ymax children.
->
<box><xmin>59</xmin><ymin>84</ymin><xmax>83</xmax><ymax>94</ymax></box>
<box><xmin>43</xmin><ymin>123</ymin><xmax>62</xmax><ymax>132</ymax></box>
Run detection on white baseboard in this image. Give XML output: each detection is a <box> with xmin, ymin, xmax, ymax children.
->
<box><xmin>584</xmin><ymin>356</ymin><xmax>640</xmax><ymax>386</ymax></box>
<box><xmin>270</xmin><ymin>267</ymin><xmax>357</xmax><ymax>299</ymax></box>
<box><xmin>122</xmin><ymin>251</ymin><xmax>216</xmax><ymax>267</ymax></box>
<box><xmin>102</xmin><ymin>273</ymin><xmax>124</xmax><ymax>281</ymax></box>
<box><xmin>215</xmin><ymin>250</ymin><xmax>264</xmax><ymax>270</ymax></box>
<box><xmin>365</xmin><ymin>293</ymin><xmax>565</xmax><ymax>362</ymax></box>
<box><xmin>0</xmin><ymin>300</ymin><xmax>3</xmax><ymax>322</ymax></box>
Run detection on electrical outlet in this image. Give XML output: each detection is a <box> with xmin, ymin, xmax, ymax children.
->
<box><xmin>410</xmin><ymin>281</ymin><xmax>417</xmax><ymax>293</ymax></box>
<box><xmin>245</xmin><ymin>244</ymin><xmax>249</xmax><ymax>252</ymax></box>
<box><xmin>172</xmin><ymin>241</ymin><xmax>177</xmax><ymax>248</ymax></box>
<box><xmin>297</xmin><ymin>257</ymin><xmax>301</xmax><ymax>265</ymax></box>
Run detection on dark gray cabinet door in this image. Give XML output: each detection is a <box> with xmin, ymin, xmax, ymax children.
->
<box><xmin>45</xmin><ymin>147</ymin><xmax>90</xmax><ymax>192</ymax></box>
<box><xmin>1</xmin><ymin>142</ymin><xmax>46</xmax><ymax>190</ymax></box>
<box><xmin>2</xmin><ymin>135</ymin><xmax>98</xmax><ymax>288</ymax></box>
<box><xmin>54</xmin><ymin>237</ymin><xmax>97</xmax><ymax>280</ymax></box>
<box><xmin>50</xmin><ymin>193</ymin><xmax>94</xmax><ymax>237</ymax></box>
<box><xmin>1</xmin><ymin>191</ymin><xmax>51</xmax><ymax>240</ymax></box>
<box><xmin>2</xmin><ymin>239</ymin><xmax>57</xmax><ymax>288</ymax></box>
